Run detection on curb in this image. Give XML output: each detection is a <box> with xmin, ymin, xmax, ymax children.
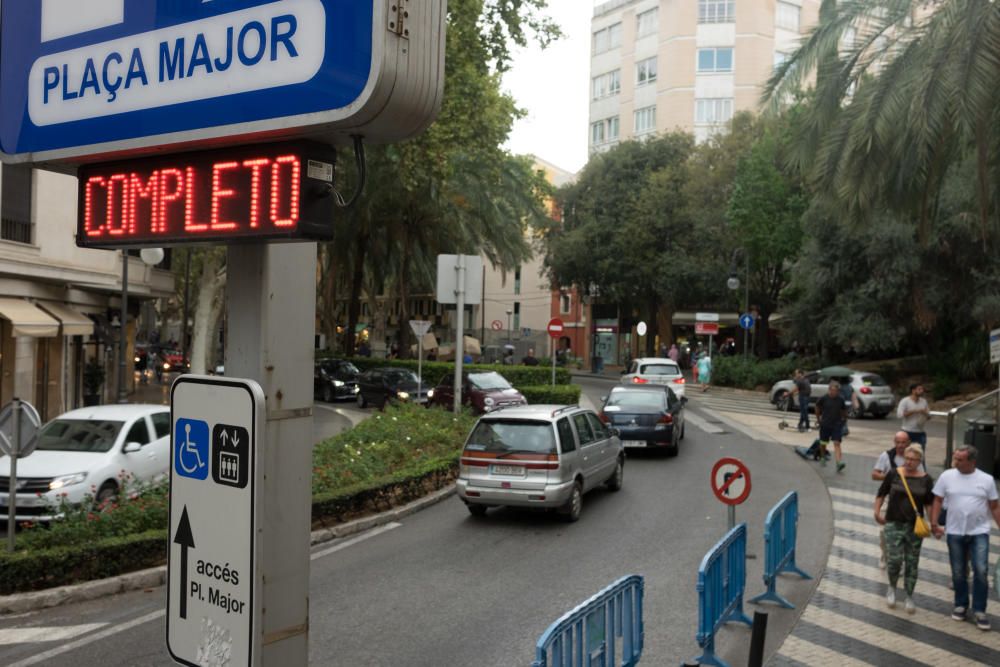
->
<box><xmin>0</xmin><ymin>485</ymin><xmax>457</xmax><ymax>616</ymax></box>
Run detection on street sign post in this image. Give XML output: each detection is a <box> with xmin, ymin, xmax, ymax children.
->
<box><xmin>711</xmin><ymin>457</ymin><xmax>752</xmax><ymax>532</ymax></box>
<box><xmin>410</xmin><ymin>319</ymin><xmax>432</xmax><ymax>401</ymax></box>
<box><xmin>547</xmin><ymin>318</ymin><xmax>564</xmax><ymax>386</ymax></box>
<box><xmin>0</xmin><ymin>398</ymin><xmax>42</xmax><ymax>552</ymax></box>
<box><xmin>168</xmin><ymin>375</ymin><xmax>264</xmax><ymax>667</ymax></box>
<box><xmin>0</xmin><ymin>0</ymin><xmax>447</xmax><ymax>166</ymax></box>
<box><xmin>739</xmin><ymin>314</ymin><xmax>755</xmax><ymax>331</ymax></box>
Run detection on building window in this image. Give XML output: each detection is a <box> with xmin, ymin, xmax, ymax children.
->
<box><xmin>591</xmin><ymin>69</ymin><xmax>621</xmax><ymax>100</ymax></box>
<box><xmin>697</xmin><ymin>47</ymin><xmax>733</xmax><ymax>73</ymax></box>
<box><xmin>698</xmin><ymin>0</ymin><xmax>735</xmax><ymax>24</ymax></box>
<box><xmin>695</xmin><ymin>98</ymin><xmax>734</xmax><ymax>124</ymax></box>
<box><xmin>634</xmin><ymin>106</ymin><xmax>656</xmax><ymax>135</ymax></box>
<box><xmin>0</xmin><ymin>164</ymin><xmax>33</xmax><ymax>244</ymax></box>
<box><xmin>776</xmin><ymin>1</ymin><xmax>800</xmax><ymax>31</ymax></box>
<box><xmin>592</xmin><ymin>22</ymin><xmax>623</xmax><ymax>54</ymax></box>
<box><xmin>590</xmin><ymin>116</ymin><xmax>620</xmax><ymax>146</ymax></box>
<box><xmin>514</xmin><ymin>268</ymin><xmax>521</xmax><ymax>295</ymax></box>
<box><xmin>560</xmin><ymin>293</ymin><xmax>571</xmax><ymax>314</ymax></box>
<box><xmin>636</xmin><ymin>8</ymin><xmax>658</xmax><ymax>38</ymax></box>
<box><xmin>636</xmin><ymin>57</ymin><xmax>657</xmax><ymax>86</ymax></box>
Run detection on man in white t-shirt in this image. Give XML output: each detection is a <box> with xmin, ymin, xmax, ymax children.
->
<box><xmin>930</xmin><ymin>445</ymin><xmax>1000</xmax><ymax>631</ymax></box>
<box><xmin>897</xmin><ymin>383</ymin><xmax>930</xmax><ymax>451</ymax></box>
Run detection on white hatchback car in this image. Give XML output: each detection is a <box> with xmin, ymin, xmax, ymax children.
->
<box><xmin>621</xmin><ymin>357</ymin><xmax>686</xmax><ymax>399</ymax></box>
<box><xmin>0</xmin><ymin>404</ymin><xmax>170</xmax><ymax>521</ymax></box>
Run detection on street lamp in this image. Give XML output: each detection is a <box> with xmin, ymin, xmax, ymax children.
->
<box><xmin>505</xmin><ymin>308</ymin><xmax>513</xmax><ymax>344</ymax></box>
<box><xmin>117</xmin><ymin>248</ymin><xmax>164</xmax><ymax>403</ymax></box>
<box><xmin>728</xmin><ymin>248</ymin><xmax>750</xmax><ymax>359</ymax></box>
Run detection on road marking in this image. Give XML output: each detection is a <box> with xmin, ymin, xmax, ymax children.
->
<box><xmin>776</xmin><ymin>634</ymin><xmax>874</xmax><ymax>667</ymax></box>
<box><xmin>0</xmin><ymin>623</ymin><xmax>106</xmax><ymax>646</ymax></box>
<box><xmin>682</xmin><ymin>410</ymin><xmax>725</xmax><ymax>434</ymax></box>
<box><xmin>311</xmin><ymin>522</ymin><xmax>402</xmax><ymax>561</ymax></box>
<box><xmin>6</xmin><ymin>610</ymin><xmax>163</xmax><ymax>667</ymax></box>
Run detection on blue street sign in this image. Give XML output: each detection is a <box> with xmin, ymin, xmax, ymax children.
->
<box><xmin>0</xmin><ymin>1</ymin><xmax>445</xmax><ymax>164</ymax></box>
<box><xmin>739</xmin><ymin>313</ymin><xmax>755</xmax><ymax>330</ymax></box>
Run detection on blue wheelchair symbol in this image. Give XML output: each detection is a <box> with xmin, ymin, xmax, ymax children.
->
<box><xmin>175</xmin><ymin>418</ymin><xmax>209</xmax><ymax>480</ymax></box>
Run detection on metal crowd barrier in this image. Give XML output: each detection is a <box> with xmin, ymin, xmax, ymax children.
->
<box><xmin>750</xmin><ymin>492</ymin><xmax>811</xmax><ymax>609</ymax></box>
<box><xmin>690</xmin><ymin>523</ymin><xmax>753</xmax><ymax>667</ymax></box>
<box><xmin>532</xmin><ymin>574</ymin><xmax>644</xmax><ymax>667</ymax></box>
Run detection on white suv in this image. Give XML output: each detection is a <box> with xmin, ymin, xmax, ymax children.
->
<box><xmin>457</xmin><ymin>405</ymin><xmax>625</xmax><ymax>522</ymax></box>
<box><xmin>621</xmin><ymin>357</ymin><xmax>686</xmax><ymax>399</ymax></box>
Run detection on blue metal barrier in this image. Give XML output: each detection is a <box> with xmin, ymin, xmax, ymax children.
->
<box><xmin>690</xmin><ymin>523</ymin><xmax>753</xmax><ymax>667</ymax></box>
<box><xmin>750</xmin><ymin>491</ymin><xmax>811</xmax><ymax>609</ymax></box>
<box><xmin>532</xmin><ymin>575</ymin><xmax>644</xmax><ymax>667</ymax></box>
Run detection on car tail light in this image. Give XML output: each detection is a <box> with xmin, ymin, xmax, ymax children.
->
<box><xmin>632</xmin><ymin>377</ymin><xmax>648</xmax><ymax>384</ymax></box>
<box><xmin>599</xmin><ymin>411</ymin><xmax>610</xmax><ymax>424</ymax></box>
<box><xmin>673</xmin><ymin>377</ymin><xmax>685</xmax><ymax>385</ymax></box>
<box><xmin>466</xmin><ymin>491</ymin><xmax>481</xmax><ymax>497</ymax></box>
<box><xmin>860</xmin><ymin>386</ymin><xmax>872</xmax><ymax>394</ymax></box>
<box><xmin>657</xmin><ymin>413</ymin><xmax>673</xmax><ymax>425</ymax></box>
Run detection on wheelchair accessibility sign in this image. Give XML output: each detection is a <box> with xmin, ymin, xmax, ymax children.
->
<box><xmin>168</xmin><ymin>375</ymin><xmax>264</xmax><ymax>667</ymax></box>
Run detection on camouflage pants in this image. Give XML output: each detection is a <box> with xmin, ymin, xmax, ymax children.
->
<box><xmin>884</xmin><ymin>521</ymin><xmax>924</xmax><ymax>595</ymax></box>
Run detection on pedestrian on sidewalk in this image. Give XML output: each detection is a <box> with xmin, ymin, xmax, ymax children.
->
<box><xmin>897</xmin><ymin>383</ymin><xmax>930</xmax><ymax>454</ymax></box>
<box><xmin>668</xmin><ymin>343</ymin><xmax>679</xmax><ymax>362</ymax></box>
<box><xmin>815</xmin><ymin>381</ymin><xmax>848</xmax><ymax>472</ymax></box>
<box><xmin>790</xmin><ymin>369</ymin><xmax>811</xmax><ymax>431</ymax></box>
<box><xmin>930</xmin><ymin>445</ymin><xmax>1000</xmax><ymax>631</ymax></box>
<box><xmin>873</xmin><ymin>444</ymin><xmax>934</xmax><ymax>614</ymax></box>
<box><xmin>696</xmin><ymin>353</ymin><xmax>712</xmax><ymax>392</ymax></box>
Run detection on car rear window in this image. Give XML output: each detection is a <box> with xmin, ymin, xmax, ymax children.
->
<box><xmin>862</xmin><ymin>375</ymin><xmax>887</xmax><ymax>387</ymax></box>
<box><xmin>607</xmin><ymin>391</ymin><xmax>666</xmax><ymax>409</ymax></box>
<box><xmin>639</xmin><ymin>363</ymin><xmax>680</xmax><ymax>376</ymax></box>
<box><xmin>464</xmin><ymin>420</ymin><xmax>556</xmax><ymax>455</ymax></box>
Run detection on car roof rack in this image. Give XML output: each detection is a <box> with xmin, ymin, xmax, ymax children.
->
<box><xmin>550</xmin><ymin>405</ymin><xmax>578</xmax><ymax>418</ymax></box>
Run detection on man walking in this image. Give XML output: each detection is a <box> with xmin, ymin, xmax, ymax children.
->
<box><xmin>815</xmin><ymin>381</ymin><xmax>847</xmax><ymax>472</ymax></box>
<box><xmin>930</xmin><ymin>445</ymin><xmax>1000</xmax><ymax>630</ymax></box>
<box><xmin>897</xmin><ymin>383</ymin><xmax>930</xmax><ymax>453</ymax></box>
<box><xmin>790</xmin><ymin>369</ymin><xmax>812</xmax><ymax>432</ymax></box>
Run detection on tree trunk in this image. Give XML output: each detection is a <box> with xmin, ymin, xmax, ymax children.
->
<box><xmin>344</xmin><ymin>234</ymin><xmax>368</xmax><ymax>356</ymax></box>
<box><xmin>190</xmin><ymin>254</ymin><xmax>225</xmax><ymax>374</ymax></box>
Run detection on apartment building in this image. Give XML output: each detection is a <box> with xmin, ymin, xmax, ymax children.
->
<box><xmin>589</xmin><ymin>0</ymin><xmax>820</xmax><ymax>149</ymax></box>
<box><xmin>0</xmin><ymin>164</ymin><xmax>173</xmax><ymax>418</ymax></box>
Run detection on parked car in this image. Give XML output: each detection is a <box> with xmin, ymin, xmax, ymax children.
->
<box><xmin>620</xmin><ymin>357</ymin><xmax>686</xmax><ymax>399</ymax></box>
<box><xmin>429</xmin><ymin>370</ymin><xmax>527</xmax><ymax>414</ymax></box>
<box><xmin>769</xmin><ymin>366</ymin><xmax>896</xmax><ymax>418</ymax></box>
<box><xmin>599</xmin><ymin>384</ymin><xmax>686</xmax><ymax>455</ymax></box>
<box><xmin>314</xmin><ymin>359</ymin><xmax>361</xmax><ymax>402</ymax></box>
<box><xmin>456</xmin><ymin>404</ymin><xmax>624</xmax><ymax>521</ymax></box>
<box><xmin>0</xmin><ymin>404</ymin><xmax>171</xmax><ymax>522</ymax></box>
<box><xmin>356</xmin><ymin>367</ymin><xmax>432</xmax><ymax>409</ymax></box>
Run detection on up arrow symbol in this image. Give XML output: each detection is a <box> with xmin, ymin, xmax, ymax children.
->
<box><xmin>173</xmin><ymin>506</ymin><xmax>196</xmax><ymax>620</ymax></box>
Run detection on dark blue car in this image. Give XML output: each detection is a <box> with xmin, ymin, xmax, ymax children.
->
<box><xmin>599</xmin><ymin>385</ymin><xmax>686</xmax><ymax>456</ymax></box>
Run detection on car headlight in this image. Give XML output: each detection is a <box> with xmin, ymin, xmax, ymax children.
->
<box><xmin>163</xmin><ymin>362</ymin><xmax>170</xmax><ymax>369</ymax></box>
<box><xmin>49</xmin><ymin>472</ymin><xmax>88</xmax><ymax>491</ymax></box>
<box><xmin>333</xmin><ymin>380</ymin><xmax>345</xmax><ymax>387</ymax></box>
<box><xmin>134</xmin><ymin>356</ymin><xmax>140</xmax><ymax>363</ymax></box>
<box><xmin>427</xmin><ymin>388</ymin><xmax>435</xmax><ymax>398</ymax></box>
<box><xmin>484</xmin><ymin>397</ymin><xmax>495</xmax><ymax>406</ymax></box>
<box><xmin>397</xmin><ymin>391</ymin><xmax>410</xmax><ymax>400</ymax></box>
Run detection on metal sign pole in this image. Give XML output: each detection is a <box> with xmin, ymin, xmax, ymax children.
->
<box><xmin>728</xmin><ymin>505</ymin><xmax>735</xmax><ymax>532</ymax></box>
<box><xmin>551</xmin><ymin>337</ymin><xmax>556</xmax><ymax>387</ymax></box>
<box><xmin>7</xmin><ymin>398</ymin><xmax>19</xmax><ymax>552</ymax></box>
<box><xmin>454</xmin><ymin>256</ymin><xmax>466</xmax><ymax>414</ymax></box>
<box><xmin>418</xmin><ymin>337</ymin><xmax>424</xmax><ymax>402</ymax></box>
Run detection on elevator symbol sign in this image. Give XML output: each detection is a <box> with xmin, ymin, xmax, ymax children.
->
<box><xmin>168</xmin><ymin>375</ymin><xmax>264</xmax><ymax>667</ymax></box>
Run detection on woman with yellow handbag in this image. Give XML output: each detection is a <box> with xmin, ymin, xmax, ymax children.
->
<box><xmin>873</xmin><ymin>444</ymin><xmax>935</xmax><ymax>613</ymax></box>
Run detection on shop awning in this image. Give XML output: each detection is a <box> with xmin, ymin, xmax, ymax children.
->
<box><xmin>0</xmin><ymin>298</ymin><xmax>60</xmax><ymax>337</ymax></box>
<box><xmin>36</xmin><ymin>302</ymin><xmax>94</xmax><ymax>337</ymax></box>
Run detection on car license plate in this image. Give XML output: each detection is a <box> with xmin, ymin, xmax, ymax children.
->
<box><xmin>879</xmin><ymin>398</ymin><xmax>892</xmax><ymax>405</ymax></box>
<box><xmin>622</xmin><ymin>440</ymin><xmax>646</xmax><ymax>447</ymax></box>
<box><xmin>0</xmin><ymin>493</ymin><xmax>42</xmax><ymax>508</ymax></box>
<box><xmin>490</xmin><ymin>464</ymin><xmax>525</xmax><ymax>476</ymax></box>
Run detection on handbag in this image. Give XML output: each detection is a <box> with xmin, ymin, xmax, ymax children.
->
<box><xmin>897</xmin><ymin>467</ymin><xmax>932</xmax><ymax>538</ymax></box>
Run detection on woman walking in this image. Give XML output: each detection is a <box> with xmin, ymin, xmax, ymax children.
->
<box><xmin>873</xmin><ymin>444</ymin><xmax>934</xmax><ymax>613</ymax></box>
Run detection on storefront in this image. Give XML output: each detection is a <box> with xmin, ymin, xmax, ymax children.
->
<box><xmin>593</xmin><ymin>319</ymin><xmax>619</xmax><ymax>369</ymax></box>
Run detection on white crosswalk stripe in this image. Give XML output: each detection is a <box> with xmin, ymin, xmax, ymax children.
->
<box><xmin>0</xmin><ymin>623</ymin><xmax>106</xmax><ymax>646</ymax></box>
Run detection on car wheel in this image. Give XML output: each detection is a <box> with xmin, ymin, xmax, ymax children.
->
<box><xmin>847</xmin><ymin>404</ymin><xmax>860</xmax><ymax>419</ymax></box>
<box><xmin>95</xmin><ymin>482</ymin><xmax>118</xmax><ymax>510</ymax></box>
<box><xmin>357</xmin><ymin>393</ymin><xmax>367</xmax><ymax>408</ymax></box>
<box><xmin>467</xmin><ymin>503</ymin><xmax>488</xmax><ymax>517</ymax></box>
<box><xmin>666</xmin><ymin>431</ymin><xmax>679</xmax><ymax>457</ymax></box>
<box><xmin>322</xmin><ymin>385</ymin><xmax>334</xmax><ymax>403</ymax></box>
<box><xmin>875</xmin><ymin>412</ymin><xmax>888</xmax><ymax>419</ymax></box>
<box><xmin>680</xmin><ymin>422</ymin><xmax>686</xmax><ymax>441</ymax></box>
<box><xmin>606</xmin><ymin>458</ymin><xmax>624</xmax><ymax>491</ymax></box>
<box><xmin>561</xmin><ymin>482</ymin><xmax>583</xmax><ymax>522</ymax></box>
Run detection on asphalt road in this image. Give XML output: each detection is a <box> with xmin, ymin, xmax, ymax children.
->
<box><xmin>0</xmin><ymin>380</ymin><xmax>830</xmax><ymax>666</ymax></box>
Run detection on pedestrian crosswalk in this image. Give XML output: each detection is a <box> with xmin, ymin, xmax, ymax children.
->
<box><xmin>771</xmin><ymin>480</ymin><xmax>1000</xmax><ymax>666</ymax></box>
<box><xmin>688</xmin><ymin>389</ymin><xmax>784</xmax><ymax>420</ymax></box>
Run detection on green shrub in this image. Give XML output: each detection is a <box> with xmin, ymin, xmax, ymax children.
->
<box><xmin>712</xmin><ymin>356</ymin><xmax>801</xmax><ymax>390</ymax></box>
<box><xmin>931</xmin><ymin>373</ymin><xmax>960</xmax><ymax>400</ymax></box>
<box><xmin>314</xmin><ymin>355</ymin><xmax>572</xmax><ymax>386</ymax></box>
<box><xmin>519</xmin><ymin>384</ymin><xmax>582</xmax><ymax>405</ymax></box>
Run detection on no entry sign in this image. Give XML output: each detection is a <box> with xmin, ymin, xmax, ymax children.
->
<box><xmin>711</xmin><ymin>457</ymin><xmax>751</xmax><ymax>506</ymax></box>
<box><xmin>547</xmin><ymin>318</ymin><xmax>564</xmax><ymax>338</ymax></box>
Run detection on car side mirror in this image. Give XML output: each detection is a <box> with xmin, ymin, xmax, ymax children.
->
<box><xmin>123</xmin><ymin>441</ymin><xmax>142</xmax><ymax>454</ymax></box>
<box><xmin>681</xmin><ymin>396</ymin><xmax>688</xmax><ymax>404</ymax></box>
<box><xmin>611</xmin><ymin>428</ymin><xmax>621</xmax><ymax>437</ymax></box>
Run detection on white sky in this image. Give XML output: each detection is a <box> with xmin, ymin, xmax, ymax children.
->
<box><xmin>502</xmin><ymin>0</ymin><xmax>595</xmax><ymax>175</ymax></box>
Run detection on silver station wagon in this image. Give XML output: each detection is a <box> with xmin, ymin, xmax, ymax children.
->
<box><xmin>457</xmin><ymin>405</ymin><xmax>625</xmax><ymax>522</ymax></box>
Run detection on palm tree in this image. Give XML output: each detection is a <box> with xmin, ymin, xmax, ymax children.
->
<box><xmin>764</xmin><ymin>0</ymin><xmax>1000</xmax><ymax>246</ymax></box>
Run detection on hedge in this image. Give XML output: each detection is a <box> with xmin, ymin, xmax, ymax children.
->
<box><xmin>315</xmin><ymin>355</ymin><xmax>572</xmax><ymax>387</ymax></box>
<box><xmin>519</xmin><ymin>384</ymin><xmax>582</xmax><ymax>405</ymax></box>
<box><xmin>711</xmin><ymin>355</ymin><xmax>804</xmax><ymax>390</ymax></box>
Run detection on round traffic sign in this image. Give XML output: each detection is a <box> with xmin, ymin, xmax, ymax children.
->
<box><xmin>0</xmin><ymin>399</ymin><xmax>42</xmax><ymax>458</ymax></box>
<box><xmin>711</xmin><ymin>457</ymin><xmax>752</xmax><ymax>506</ymax></box>
<box><xmin>491</xmin><ymin>320</ymin><xmax>503</xmax><ymax>331</ymax></box>
<box><xmin>547</xmin><ymin>318</ymin><xmax>564</xmax><ymax>338</ymax></box>
<box><xmin>739</xmin><ymin>313</ymin><xmax>755</xmax><ymax>330</ymax></box>
<box><xmin>637</xmin><ymin>321</ymin><xmax>647</xmax><ymax>336</ymax></box>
